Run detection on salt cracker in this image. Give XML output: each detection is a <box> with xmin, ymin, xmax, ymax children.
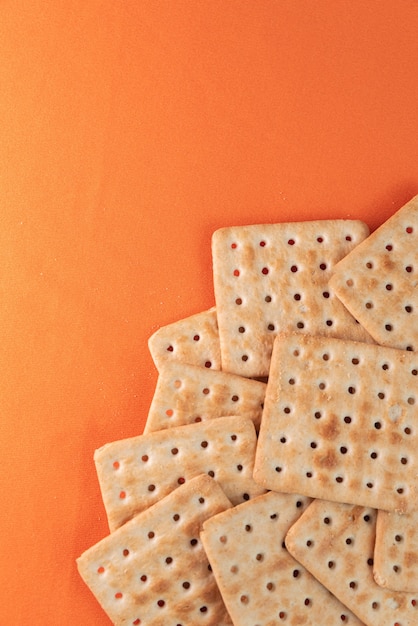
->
<box><xmin>143</xmin><ymin>361</ymin><xmax>266</xmax><ymax>434</ymax></box>
<box><xmin>374</xmin><ymin>509</ymin><xmax>418</xmax><ymax>593</ymax></box>
<box><xmin>212</xmin><ymin>220</ymin><xmax>372</xmax><ymax>378</ymax></box>
<box><xmin>95</xmin><ymin>415</ymin><xmax>265</xmax><ymax>531</ymax></box>
<box><xmin>77</xmin><ymin>474</ymin><xmax>233</xmax><ymax>626</ymax></box>
<box><xmin>253</xmin><ymin>332</ymin><xmax>418</xmax><ymax>513</ymax></box>
<box><xmin>148</xmin><ymin>307</ymin><xmax>221</xmax><ymax>371</ymax></box>
<box><xmin>285</xmin><ymin>499</ymin><xmax>418</xmax><ymax>626</ymax></box>
<box><xmin>330</xmin><ymin>195</ymin><xmax>418</xmax><ymax>351</ymax></box>
<box><xmin>201</xmin><ymin>491</ymin><xmax>364</xmax><ymax>625</ymax></box>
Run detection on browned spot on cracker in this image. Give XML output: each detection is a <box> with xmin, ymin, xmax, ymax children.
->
<box><xmin>381</xmin><ymin>255</ymin><xmax>396</xmax><ymax>272</ymax></box>
<box><xmin>306</xmin><ymin>249</ymin><xmax>317</xmax><ymax>265</ymax></box>
<box><xmin>316</xmin><ymin>471</ymin><xmax>331</xmax><ymax>488</ymax></box>
<box><xmin>290</xmin><ymin>615</ymin><xmax>309</xmax><ymax>625</ymax></box>
<box><xmin>314</xmin><ymin>448</ymin><xmax>338</xmax><ymax>470</ymax></box>
<box><xmin>404</xmin><ymin>551</ymin><xmax>418</xmax><ymax>567</ymax></box>
<box><xmin>359</xmin><ymin>400</ymin><xmax>373</xmax><ymax>417</ymax></box>
<box><xmin>366</xmin><ymin>277</ymin><xmax>379</xmax><ymax>290</ymax></box>
<box><xmin>271</xmin><ymin>556</ymin><xmax>292</xmax><ymax>571</ymax></box>
<box><xmin>243</xmin><ymin>243</ymin><xmax>256</xmax><ymax>264</ymax></box>
<box><xmin>150</xmin><ymin>577</ymin><xmax>171</xmax><ymax>594</ymax></box>
<box><xmin>318</xmin><ymin>414</ymin><xmax>340</xmax><ymax>441</ymax></box>
<box><xmin>390</xmin><ymin>431</ymin><xmax>403</xmax><ymax>445</ymax></box>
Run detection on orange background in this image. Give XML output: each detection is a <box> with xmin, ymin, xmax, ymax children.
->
<box><xmin>1</xmin><ymin>1</ymin><xmax>418</xmax><ymax>623</ymax></box>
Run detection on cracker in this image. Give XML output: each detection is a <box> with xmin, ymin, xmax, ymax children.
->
<box><xmin>285</xmin><ymin>499</ymin><xmax>418</xmax><ymax>626</ymax></box>
<box><xmin>329</xmin><ymin>195</ymin><xmax>418</xmax><ymax>351</ymax></box>
<box><xmin>148</xmin><ymin>307</ymin><xmax>221</xmax><ymax>372</ymax></box>
<box><xmin>77</xmin><ymin>474</ymin><xmax>233</xmax><ymax>626</ymax></box>
<box><xmin>201</xmin><ymin>491</ymin><xmax>364</xmax><ymax>625</ymax></box>
<box><xmin>95</xmin><ymin>415</ymin><xmax>265</xmax><ymax>531</ymax></box>
<box><xmin>143</xmin><ymin>361</ymin><xmax>266</xmax><ymax>434</ymax></box>
<box><xmin>212</xmin><ymin>220</ymin><xmax>372</xmax><ymax>378</ymax></box>
<box><xmin>253</xmin><ymin>332</ymin><xmax>418</xmax><ymax>513</ymax></box>
<box><xmin>374</xmin><ymin>509</ymin><xmax>418</xmax><ymax>593</ymax></box>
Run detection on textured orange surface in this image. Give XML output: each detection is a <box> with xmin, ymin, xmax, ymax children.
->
<box><xmin>1</xmin><ymin>1</ymin><xmax>418</xmax><ymax>623</ymax></box>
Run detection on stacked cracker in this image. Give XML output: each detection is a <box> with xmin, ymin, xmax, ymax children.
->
<box><xmin>77</xmin><ymin>195</ymin><xmax>418</xmax><ymax>626</ymax></box>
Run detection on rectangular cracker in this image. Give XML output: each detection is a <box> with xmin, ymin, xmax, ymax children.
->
<box><xmin>201</xmin><ymin>491</ymin><xmax>364</xmax><ymax>625</ymax></box>
<box><xmin>285</xmin><ymin>499</ymin><xmax>418</xmax><ymax>626</ymax></box>
<box><xmin>144</xmin><ymin>360</ymin><xmax>266</xmax><ymax>434</ymax></box>
<box><xmin>95</xmin><ymin>415</ymin><xmax>265</xmax><ymax>531</ymax></box>
<box><xmin>212</xmin><ymin>220</ymin><xmax>372</xmax><ymax>378</ymax></box>
<box><xmin>148</xmin><ymin>306</ymin><xmax>221</xmax><ymax>371</ymax></box>
<box><xmin>329</xmin><ymin>194</ymin><xmax>418</xmax><ymax>351</ymax></box>
<box><xmin>253</xmin><ymin>332</ymin><xmax>418</xmax><ymax>513</ymax></box>
<box><xmin>77</xmin><ymin>474</ymin><xmax>233</xmax><ymax>626</ymax></box>
<box><xmin>374</xmin><ymin>509</ymin><xmax>418</xmax><ymax>593</ymax></box>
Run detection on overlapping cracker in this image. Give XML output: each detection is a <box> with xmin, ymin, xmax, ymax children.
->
<box><xmin>148</xmin><ymin>307</ymin><xmax>221</xmax><ymax>371</ymax></box>
<box><xmin>374</xmin><ymin>509</ymin><xmax>418</xmax><ymax>593</ymax></box>
<box><xmin>212</xmin><ymin>220</ymin><xmax>372</xmax><ymax>378</ymax></box>
<box><xmin>285</xmin><ymin>499</ymin><xmax>418</xmax><ymax>626</ymax></box>
<box><xmin>77</xmin><ymin>474</ymin><xmax>233</xmax><ymax>626</ymax></box>
<box><xmin>254</xmin><ymin>332</ymin><xmax>418</xmax><ymax>513</ymax></box>
<box><xmin>330</xmin><ymin>195</ymin><xmax>418</xmax><ymax>351</ymax></box>
<box><xmin>144</xmin><ymin>361</ymin><xmax>266</xmax><ymax>434</ymax></box>
<box><xmin>95</xmin><ymin>415</ymin><xmax>265</xmax><ymax>531</ymax></box>
<box><xmin>201</xmin><ymin>491</ymin><xmax>364</xmax><ymax>625</ymax></box>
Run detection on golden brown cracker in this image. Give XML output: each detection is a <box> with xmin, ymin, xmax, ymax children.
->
<box><xmin>212</xmin><ymin>220</ymin><xmax>372</xmax><ymax>378</ymax></box>
<box><xmin>148</xmin><ymin>307</ymin><xmax>221</xmax><ymax>371</ymax></box>
<box><xmin>330</xmin><ymin>195</ymin><xmax>418</xmax><ymax>351</ymax></box>
<box><xmin>144</xmin><ymin>361</ymin><xmax>266</xmax><ymax>433</ymax></box>
<box><xmin>254</xmin><ymin>333</ymin><xmax>418</xmax><ymax>513</ymax></box>
<box><xmin>374</xmin><ymin>509</ymin><xmax>418</xmax><ymax>593</ymax></box>
<box><xmin>286</xmin><ymin>499</ymin><xmax>418</xmax><ymax>626</ymax></box>
<box><xmin>95</xmin><ymin>416</ymin><xmax>265</xmax><ymax>531</ymax></box>
<box><xmin>201</xmin><ymin>491</ymin><xmax>364</xmax><ymax>625</ymax></box>
<box><xmin>77</xmin><ymin>475</ymin><xmax>233</xmax><ymax>625</ymax></box>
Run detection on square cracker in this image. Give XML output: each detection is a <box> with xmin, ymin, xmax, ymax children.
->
<box><xmin>374</xmin><ymin>509</ymin><xmax>418</xmax><ymax>593</ymax></box>
<box><xmin>253</xmin><ymin>332</ymin><xmax>418</xmax><ymax>513</ymax></box>
<box><xmin>77</xmin><ymin>474</ymin><xmax>233</xmax><ymax>626</ymax></box>
<box><xmin>329</xmin><ymin>194</ymin><xmax>418</xmax><ymax>351</ymax></box>
<box><xmin>95</xmin><ymin>415</ymin><xmax>265</xmax><ymax>531</ymax></box>
<box><xmin>285</xmin><ymin>499</ymin><xmax>418</xmax><ymax>626</ymax></box>
<box><xmin>212</xmin><ymin>220</ymin><xmax>372</xmax><ymax>378</ymax></box>
<box><xmin>200</xmin><ymin>491</ymin><xmax>363</xmax><ymax>625</ymax></box>
<box><xmin>143</xmin><ymin>360</ymin><xmax>266</xmax><ymax>434</ymax></box>
<box><xmin>148</xmin><ymin>307</ymin><xmax>221</xmax><ymax>371</ymax></box>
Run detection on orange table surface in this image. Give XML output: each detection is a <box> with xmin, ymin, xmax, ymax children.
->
<box><xmin>1</xmin><ymin>1</ymin><xmax>418</xmax><ymax>623</ymax></box>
